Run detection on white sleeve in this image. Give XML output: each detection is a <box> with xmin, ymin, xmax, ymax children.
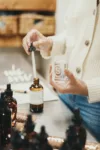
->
<box><xmin>40</xmin><ymin>31</ymin><xmax>66</xmax><ymax>59</ymax></box>
<box><xmin>85</xmin><ymin>78</ymin><xmax>100</xmax><ymax>103</ymax></box>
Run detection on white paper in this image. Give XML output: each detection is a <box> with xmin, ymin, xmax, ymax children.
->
<box><xmin>0</xmin><ymin>82</ymin><xmax>58</xmax><ymax>104</ymax></box>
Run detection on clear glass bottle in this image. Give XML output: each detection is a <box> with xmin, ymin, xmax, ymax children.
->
<box><xmin>29</xmin><ymin>78</ymin><xmax>44</xmax><ymax>113</ymax></box>
<box><xmin>5</xmin><ymin>84</ymin><xmax>17</xmax><ymax>127</ymax></box>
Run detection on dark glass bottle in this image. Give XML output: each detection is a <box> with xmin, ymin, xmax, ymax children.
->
<box><xmin>38</xmin><ymin>126</ymin><xmax>48</xmax><ymax>146</ymax></box>
<box><xmin>29</xmin><ymin>78</ymin><xmax>44</xmax><ymax>113</ymax></box>
<box><xmin>5</xmin><ymin>84</ymin><xmax>17</xmax><ymax>127</ymax></box>
<box><xmin>38</xmin><ymin>126</ymin><xmax>53</xmax><ymax>150</ymax></box>
<box><xmin>22</xmin><ymin>115</ymin><xmax>37</xmax><ymax>150</ymax></box>
<box><xmin>0</xmin><ymin>92</ymin><xmax>11</xmax><ymax>147</ymax></box>
<box><xmin>11</xmin><ymin>129</ymin><xmax>23</xmax><ymax>150</ymax></box>
<box><xmin>72</xmin><ymin>109</ymin><xmax>87</xmax><ymax>150</ymax></box>
<box><xmin>60</xmin><ymin>109</ymin><xmax>86</xmax><ymax>150</ymax></box>
<box><xmin>24</xmin><ymin>114</ymin><xmax>36</xmax><ymax>141</ymax></box>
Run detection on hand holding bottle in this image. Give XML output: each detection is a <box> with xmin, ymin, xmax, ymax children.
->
<box><xmin>49</xmin><ymin>65</ymin><xmax>88</xmax><ymax>96</ymax></box>
<box><xmin>22</xmin><ymin>29</ymin><xmax>53</xmax><ymax>55</ymax></box>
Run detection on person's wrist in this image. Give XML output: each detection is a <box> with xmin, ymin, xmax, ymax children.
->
<box><xmin>79</xmin><ymin>81</ymin><xmax>88</xmax><ymax>96</ymax></box>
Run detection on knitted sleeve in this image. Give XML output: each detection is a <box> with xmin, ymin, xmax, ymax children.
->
<box><xmin>85</xmin><ymin>78</ymin><xmax>100</xmax><ymax>103</ymax></box>
<box><xmin>40</xmin><ymin>31</ymin><xmax>66</xmax><ymax>59</ymax></box>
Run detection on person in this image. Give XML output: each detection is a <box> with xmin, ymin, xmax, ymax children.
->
<box><xmin>23</xmin><ymin>0</ymin><xmax>100</xmax><ymax>141</ymax></box>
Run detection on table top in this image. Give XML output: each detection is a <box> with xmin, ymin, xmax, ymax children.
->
<box><xmin>18</xmin><ymin>97</ymin><xmax>96</xmax><ymax>143</ymax></box>
<box><xmin>8</xmin><ymin>71</ymin><xmax>96</xmax><ymax>143</ymax></box>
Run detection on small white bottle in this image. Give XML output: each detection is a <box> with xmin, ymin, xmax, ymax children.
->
<box><xmin>52</xmin><ymin>55</ymin><xmax>68</xmax><ymax>83</ymax></box>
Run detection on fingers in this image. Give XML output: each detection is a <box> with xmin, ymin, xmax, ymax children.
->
<box><xmin>22</xmin><ymin>29</ymin><xmax>44</xmax><ymax>54</ymax></box>
<box><xmin>49</xmin><ymin>65</ymin><xmax>52</xmax><ymax>74</ymax></box>
<box><xmin>33</xmin><ymin>41</ymin><xmax>41</xmax><ymax>50</ymax></box>
<box><xmin>33</xmin><ymin>39</ymin><xmax>47</xmax><ymax>51</ymax></box>
<box><xmin>26</xmin><ymin>36</ymin><xmax>31</xmax><ymax>47</ymax></box>
<box><xmin>64</xmin><ymin>69</ymin><xmax>76</xmax><ymax>83</ymax></box>
<box><xmin>22</xmin><ymin>37</ymin><xmax>30</xmax><ymax>55</ymax></box>
<box><xmin>33</xmin><ymin>37</ymin><xmax>53</xmax><ymax>52</ymax></box>
<box><xmin>49</xmin><ymin>65</ymin><xmax>53</xmax><ymax>84</ymax></box>
<box><xmin>50</xmin><ymin>81</ymin><xmax>69</xmax><ymax>94</ymax></box>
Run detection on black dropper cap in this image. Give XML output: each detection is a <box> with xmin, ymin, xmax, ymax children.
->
<box><xmin>29</xmin><ymin>43</ymin><xmax>36</xmax><ymax>52</ymax></box>
<box><xmin>24</xmin><ymin>114</ymin><xmax>35</xmax><ymax>134</ymax></box>
<box><xmin>40</xmin><ymin>126</ymin><xmax>47</xmax><ymax>136</ymax></box>
<box><xmin>5</xmin><ymin>84</ymin><xmax>13</xmax><ymax>97</ymax></box>
<box><xmin>39</xmin><ymin>126</ymin><xmax>48</xmax><ymax>143</ymax></box>
<box><xmin>72</xmin><ymin>109</ymin><xmax>82</xmax><ymax>126</ymax></box>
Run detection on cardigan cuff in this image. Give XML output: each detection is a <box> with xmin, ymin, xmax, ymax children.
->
<box><xmin>40</xmin><ymin>35</ymin><xmax>65</xmax><ymax>59</ymax></box>
<box><xmin>85</xmin><ymin>80</ymin><xmax>100</xmax><ymax>103</ymax></box>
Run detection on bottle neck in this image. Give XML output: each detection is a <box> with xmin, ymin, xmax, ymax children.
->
<box><xmin>34</xmin><ymin>78</ymin><xmax>39</xmax><ymax>85</ymax></box>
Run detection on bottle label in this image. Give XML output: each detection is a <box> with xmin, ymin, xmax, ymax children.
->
<box><xmin>53</xmin><ymin>61</ymin><xmax>67</xmax><ymax>82</ymax></box>
<box><xmin>29</xmin><ymin>90</ymin><xmax>43</xmax><ymax>105</ymax></box>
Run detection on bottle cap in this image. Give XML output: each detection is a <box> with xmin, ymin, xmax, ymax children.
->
<box><xmin>40</xmin><ymin>125</ymin><xmax>48</xmax><ymax>140</ymax></box>
<box><xmin>24</xmin><ymin>114</ymin><xmax>35</xmax><ymax>133</ymax></box>
<box><xmin>72</xmin><ymin>108</ymin><xmax>82</xmax><ymax>125</ymax></box>
<box><xmin>29</xmin><ymin>43</ymin><xmax>36</xmax><ymax>52</ymax></box>
<box><xmin>41</xmin><ymin>125</ymin><xmax>46</xmax><ymax>133</ymax></box>
<box><xmin>5</xmin><ymin>84</ymin><xmax>13</xmax><ymax>96</ymax></box>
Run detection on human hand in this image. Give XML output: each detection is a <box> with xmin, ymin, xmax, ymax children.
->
<box><xmin>49</xmin><ymin>66</ymin><xmax>88</xmax><ymax>96</ymax></box>
<box><xmin>22</xmin><ymin>29</ymin><xmax>53</xmax><ymax>55</ymax></box>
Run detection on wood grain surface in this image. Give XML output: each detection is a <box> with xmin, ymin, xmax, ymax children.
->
<box><xmin>0</xmin><ymin>0</ymin><xmax>56</xmax><ymax>11</ymax></box>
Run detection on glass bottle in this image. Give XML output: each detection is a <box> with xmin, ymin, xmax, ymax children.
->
<box><xmin>29</xmin><ymin>78</ymin><xmax>44</xmax><ymax>113</ymax></box>
<box><xmin>24</xmin><ymin>114</ymin><xmax>36</xmax><ymax>142</ymax></box>
<box><xmin>0</xmin><ymin>92</ymin><xmax>11</xmax><ymax>147</ymax></box>
<box><xmin>5</xmin><ymin>84</ymin><xmax>17</xmax><ymax>127</ymax></box>
<box><xmin>52</xmin><ymin>55</ymin><xmax>68</xmax><ymax>83</ymax></box>
<box><xmin>72</xmin><ymin>109</ymin><xmax>87</xmax><ymax>149</ymax></box>
<box><xmin>11</xmin><ymin>129</ymin><xmax>23</xmax><ymax>150</ymax></box>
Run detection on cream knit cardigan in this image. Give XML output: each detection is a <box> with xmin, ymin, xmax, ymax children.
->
<box><xmin>40</xmin><ymin>0</ymin><xmax>100</xmax><ymax>103</ymax></box>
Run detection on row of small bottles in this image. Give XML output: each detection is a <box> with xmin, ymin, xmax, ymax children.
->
<box><xmin>11</xmin><ymin>115</ymin><xmax>52</xmax><ymax>150</ymax></box>
<box><xmin>10</xmin><ymin>110</ymin><xmax>86</xmax><ymax>150</ymax></box>
<box><xmin>0</xmin><ymin>78</ymin><xmax>43</xmax><ymax>146</ymax></box>
<box><xmin>0</xmin><ymin>84</ymin><xmax>17</xmax><ymax>148</ymax></box>
<box><xmin>0</xmin><ymin>77</ymin><xmax>43</xmax><ymax>148</ymax></box>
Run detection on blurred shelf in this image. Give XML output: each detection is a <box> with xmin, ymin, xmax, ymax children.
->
<box><xmin>0</xmin><ymin>14</ymin><xmax>55</xmax><ymax>36</ymax></box>
<box><xmin>0</xmin><ymin>15</ymin><xmax>18</xmax><ymax>35</ymax></box>
<box><xmin>0</xmin><ymin>34</ymin><xmax>54</xmax><ymax>47</ymax></box>
<box><xmin>0</xmin><ymin>0</ymin><xmax>56</xmax><ymax>11</ymax></box>
<box><xmin>19</xmin><ymin>14</ymin><xmax>55</xmax><ymax>35</ymax></box>
<box><xmin>0</xmin><ymin>36</ymin><xmax>22</xmax><ymax>47</ymax></box>
<box><xmin>0</xmin><ymin>0</ymin><xmax>56</xmax><ymax>47</ymax></box>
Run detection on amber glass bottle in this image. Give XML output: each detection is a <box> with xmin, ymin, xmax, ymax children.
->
<box><xmin>5</xmin><ymin>84</ymin><xmax>17</xmax><ymax>127</ymax></box>
<box><xmin>29</xmin><ymin>78</ymin><xmax>44</xmax><ymax>113</ymax></box>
